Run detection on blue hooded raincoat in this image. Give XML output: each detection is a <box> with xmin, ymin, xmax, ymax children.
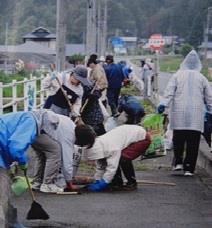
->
<box><xmin>0</xmin><ymin>111</ymin><xmax>37</xmax><ymax>169</ymax></box>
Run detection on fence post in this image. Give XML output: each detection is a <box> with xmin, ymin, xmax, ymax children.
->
<box><xmin>40</xmin><ymin>75</ymin><xmax>44</xmax><ymax>108</ymax></box>
<box><xmin>23</xmin><ymin>78</ymin><xmax>28</xmax><ymax>111</ymax></box>
<box><xmin>12</xmin><ymin>80</ymin><xmax>17</xmax><ymax>112</ymax></box>
<box><xmin>33</xmin><ymin>77</ymin><xmax>37</xmax><ymax>109</ymax></box>
<box><xmin>0</xmin><ymin>82</ymin><xmax>3</xmax><ymax>114</ymax></box>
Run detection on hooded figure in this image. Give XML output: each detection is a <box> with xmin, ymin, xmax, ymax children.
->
<box><xmin>158</xmin><ymin>50</ymin><xmax>212</xmax><ymax>175</ymax></box>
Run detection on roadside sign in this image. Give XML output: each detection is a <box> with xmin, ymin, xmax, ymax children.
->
<box><xmin>111</xmin><ymin>36</ymin><xmax>124</xmax><ymax>47</ymax></box>
<box><xmin>148</xmin><ymin>34</ymin><xmax>165</xmax><ymax>51</ymax></box>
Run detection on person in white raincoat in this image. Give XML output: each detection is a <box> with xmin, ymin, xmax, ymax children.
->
<box><xmin>157</xmin><ymin>50</ymin><xmax>212</xmax><ymax>176</ymax></box>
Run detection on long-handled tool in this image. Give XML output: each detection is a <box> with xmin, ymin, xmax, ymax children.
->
<box><xmin>24</xmin><ymin>170</ymin><xmax>49</xmax><ymax>220</ymax></box>
<box><xmin>136</xmin><ymin>180</ymin><xmax>176</xmax><ymax>186</ymax></box>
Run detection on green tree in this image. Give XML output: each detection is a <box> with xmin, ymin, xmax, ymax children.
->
<box><xmin>180</xmin><ymin>43</ymin><xmax>193</xmax><ymax>57</ymax></box>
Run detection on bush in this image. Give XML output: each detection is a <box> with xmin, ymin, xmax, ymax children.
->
<box><xmin>180</xmin><ymin>43</ymin><xmax>193</xmax><ymax>57</ymax></box>
<box><xmin>68</xmin><ymin>54</ymin><xmax>85</xmax><ymax>65</ymax></box>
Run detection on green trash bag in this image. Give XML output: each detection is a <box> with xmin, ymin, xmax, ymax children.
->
<box><xmin>11</xmin><ymin>176</ymin><xmax>32</xmax><ymax>196</ymax></box>
<box><xmin>142</xmin><ymin>113</ymin><xmax>164</xmax><ymax>128</ymax></box>
<box><xmin>142</xmin><ymin>113</ymin><xmax>166</xmax><ymax>159</ymax></box>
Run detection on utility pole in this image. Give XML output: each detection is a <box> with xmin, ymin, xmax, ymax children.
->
<box><xmin>101</xmin><ymin>0</ymin><xmax>107</xmax><ymax>56</ymax></box>
<box><xmin>86</xmin><ymin>0</ymin><xmax>97</xmax><ymax>56</ymax></box>
<box><xmin>56</xmin><ymin>0</ymin><xmax>67</xmax><ymax>72</ymax></box>
<box><xmin>96</xmin><ymin>0</ymin><xmax>108</xmax><ymax>57</ymax></box>
<box><xmin>5</xmin><ymin>22</ymin><xmax>8</xmax><ymax>74</ymax></box>
<box><xmin>204</xmin><ymin>7</ymin><xmax>212</xmax><ymax>65</ymax></box>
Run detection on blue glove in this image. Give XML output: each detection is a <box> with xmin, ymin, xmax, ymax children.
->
<box><xmin>157</xmin><ymin>104</ymin><xmax>165</xmax><ymax>114</ymax></box>
<box><xmin>87</xmin><ymin>179</ymin><xmax>108</xmax><ymax>192</ymax></box>
<box><xmin>205</xmin><ymin>112</ymin><xmax>212</xmax><ymax>123</ymax></box>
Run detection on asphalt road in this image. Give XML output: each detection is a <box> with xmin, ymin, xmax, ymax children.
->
<box><xmin>13</xmin><ymin>152</ymin><xmax>212</xmax><ymax>228</ymax></box>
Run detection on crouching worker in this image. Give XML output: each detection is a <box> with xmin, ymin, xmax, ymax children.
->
<box><xmin>118</xmin><ymin>95</ymin><xmax>145</xmax><ymax>124</ymax></box>
<box><xmin>81</xmin><ymin>125</ymin><xmax>151</xmax><ymax>192</ymax></box>
<box><xmin>0</xmin><ymin>110</ymin><xmax>95</xmax><ymax>193</ymax></box>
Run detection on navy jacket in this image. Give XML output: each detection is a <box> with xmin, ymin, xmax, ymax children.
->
<box><xmin>104</xmin><ymin>63</ymin><xmax>125</xmax><ymax>89</ymax></box>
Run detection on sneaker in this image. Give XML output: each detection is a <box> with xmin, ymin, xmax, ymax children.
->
<box><xmin>31</xmin><ymin>182</ymin><xmax>41</xmax><ymax>191</ymax></box>
<box><xmin>123</xmin><ymin>182</ymin><xmax>137</xmax><ymax>191</ymax></box>
<box><xmin>173</xmin><ymin>164</ymin><xmax>183</xmax><ymax>171</ymax></box>
<box><xmin>40</xmin><ymin>183</ymin><xmax>64</xmax><ymax>193</ymax></box>
<box><xmin>184</xmin><ymin>171</ymin><xmax>194</xmax><ymax>176</ymax></box>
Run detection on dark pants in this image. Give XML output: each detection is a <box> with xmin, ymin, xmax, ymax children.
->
<box><xmin>112</xmin><ymin>135</ymin><xmax>151</xmax><ymax>186</ymax></box>
<box><xmin>107</xmin><ymin>88</ymin><xmax>121</xmax><ymax>116</ymax></box>
<box><xmin>112</xmin><ymin>157</ymin><xmax>136</xmax><ymax>186</ymax></box>
<box><xmin>173</xmin><ymin>130</ymin><xmax>201</xmax><ymax>173</ymax></box>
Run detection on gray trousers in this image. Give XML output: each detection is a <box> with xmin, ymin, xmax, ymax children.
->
<box><xmin>32</xmin><ymin>133</ymin><xmax>61</xmax><ymax>184</ymax></box>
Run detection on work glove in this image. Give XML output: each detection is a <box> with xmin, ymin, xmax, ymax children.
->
<box><xmin>87</xmin><ymin>179</ymin><xmax>108</xmax><ymax>192</ymax></box>
<box><xmin>19</xmin><ymin>163</ymin><xmax>28</xmax><ymax>171</ymax></box>
<box><xmin>157</xmin><ymin>104</ymin><xmax>165</xmax><ymax>114</ymax></box>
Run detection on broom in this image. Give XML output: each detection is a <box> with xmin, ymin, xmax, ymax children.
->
<box><xmin>24</xmin><ymin>170</ymin><xmax>49</xmax><ymax>220</ymax></box>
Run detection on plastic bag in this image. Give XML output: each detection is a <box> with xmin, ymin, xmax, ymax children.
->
<box><xmin>142</xmin><ymin>113</ymin><xmax>166</xmax><ymax>158</ymax></box>
<box><xmin>11</xmin><ymin>176</ymin><xmax>32</xmax><ymax>196</ymax></box>
<box><xmin>105</xmin><ymin>117</ymin><xmax>118</xmax><ymax>132</ymax></box>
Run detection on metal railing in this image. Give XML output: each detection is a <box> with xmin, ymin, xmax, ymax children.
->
<box><xmin>0</xmin><ymin>76</ymin><xmax>47</xmax><ymax>114</ymax></box>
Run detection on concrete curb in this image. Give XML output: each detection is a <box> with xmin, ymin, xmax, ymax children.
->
<box><xmin>197</xmin><ymin>138</ymin><xmax>212</xmax><ymax>176</ymax></box>
<box><xmin>0</xmin><ymin>169</ymin><xmax>10</xmax><ymax>228</ymax></box>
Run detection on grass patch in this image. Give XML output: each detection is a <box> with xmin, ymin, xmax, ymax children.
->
<box><xmin>159</xmin><ymin>55</ymin><xmax>183</xmax><ymax>73</ymax></box>
<box><xmin>120</xmin><ymin>83</ymin><xmax>141</xmax><ymax>96</ymax></box>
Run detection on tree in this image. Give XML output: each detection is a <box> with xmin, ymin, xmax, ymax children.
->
<box><xmin>180</xmin><ymin>43</ymin><xmax>193</xmax><ymax>57</ymax></box>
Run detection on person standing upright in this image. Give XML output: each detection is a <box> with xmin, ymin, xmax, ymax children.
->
<box><xmin>157</xmin><ymin>50</ymin><xmax>212</xmax><ymax>176</ymax></box>
<box><xmin>104</xmin><ymin>55</ymin><xmax>125</xmax><ymax>117</ymax></box>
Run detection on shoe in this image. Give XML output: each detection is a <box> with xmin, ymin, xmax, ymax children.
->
<box><xmin>31</xmin><ymin>181</ymin><xmax>41</xmax><ymax>191</ymax></box>
<box><xmin>123</xmin><ymin>182</ymin><xmax>137</xmax><ymax>191</ymax></box>
<box><xmin>173</xmin><ymin>164</ymin><xmax>183</xmax><ymax>171</ymax></box>
<box><xmin>110</xmin><ymin>184</ymin><xmax>124</xmax><ymax>191</ymax></box>
<box><xmin>40</xmin><ymin>183</ymin><xmax>64</xmax><ymax>193</ymax></box>
<box><xmin>184</xmin><ymin>171</ymin><xmax>194</xmax><ymax>176</ymax></box>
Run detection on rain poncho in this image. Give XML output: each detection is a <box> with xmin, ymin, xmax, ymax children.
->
<box><xmin>161</xmin><ymin>50</ymin><xmax>212</xmax><ymax>132</ymax></box>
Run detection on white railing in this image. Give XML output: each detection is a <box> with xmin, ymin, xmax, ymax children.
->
<box><xmin>0</xmin><ymin>75</ymin><xmax>47</xmax><ymax>114</ymax></box>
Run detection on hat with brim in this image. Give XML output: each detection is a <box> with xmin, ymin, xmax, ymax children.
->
<box><xmin>72</xmin><ymin>65</ymin><xmax>92</xmax><ymax>86</ymax></box>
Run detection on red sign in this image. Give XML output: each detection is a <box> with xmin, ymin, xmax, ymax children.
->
<box><xmin>148</xmin><ymin>34</ymin><xmax>165</xmax><ymax>50</ymax></box>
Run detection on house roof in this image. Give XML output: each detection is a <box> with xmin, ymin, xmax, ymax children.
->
<box><xmin>23</xmin><ymin>27</ymin><xmax>56</xmax><ymax>39</ymax></box>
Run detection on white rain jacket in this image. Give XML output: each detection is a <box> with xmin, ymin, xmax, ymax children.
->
<box><xmin>161</xmin><ymin>50</ymin><xmax>212</xmax><ymax>132</ymax></box>
<box><xmin>84</xmin><ymin>125</ymin><xmax>147</xmax><ymax>183</ymax></box>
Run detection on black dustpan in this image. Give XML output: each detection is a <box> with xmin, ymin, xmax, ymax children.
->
<box><xmin>24</xmin><ymin>170</ymin><xmax>49</xmax><ymax>220</ymax></box>
<box><xmin>26</xmin><ymin>201</ymin><xmax>49</xmax><ymax>220</ymax></box>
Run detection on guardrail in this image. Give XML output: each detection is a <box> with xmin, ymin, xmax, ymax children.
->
<box><xmin>0</xmin><ymin>76</ymin><xmax>47</xmax><ymax>114</ymax></box>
